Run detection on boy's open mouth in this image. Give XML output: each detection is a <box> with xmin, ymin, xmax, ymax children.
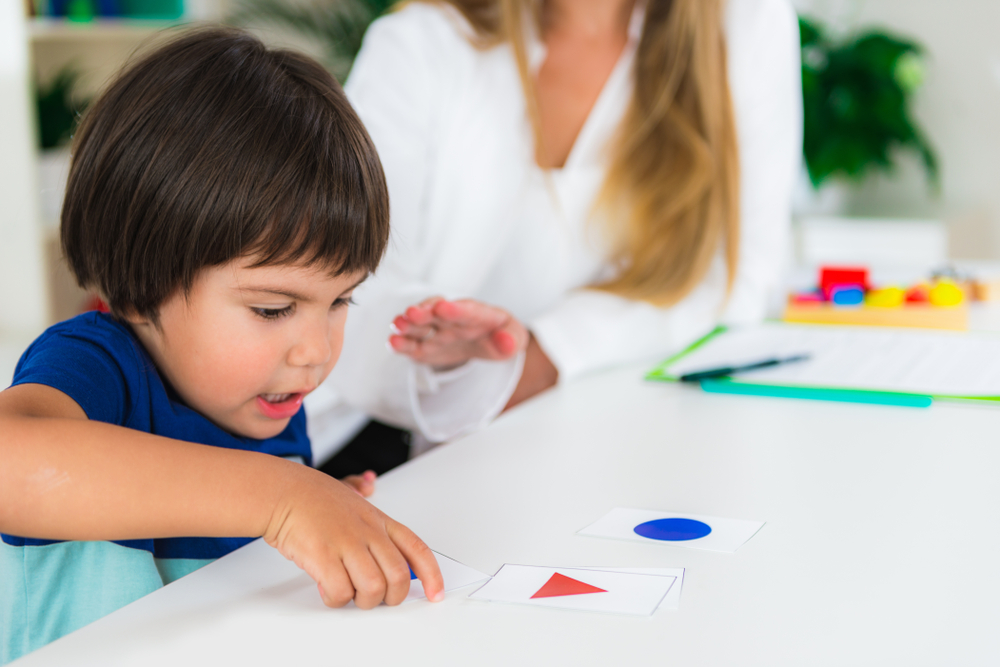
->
<box><xmin>256</xmin><ymin>392</ymin><xmax>304</xmax><ymax>420</ymax></box>
<box><xmin>261</xmin><ymin>393</ymin><xmax>293</xmax><ymax>403</ymax></box>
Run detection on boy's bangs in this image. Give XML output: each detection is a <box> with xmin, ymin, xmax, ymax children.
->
<box><xmin>244</xmin><ymin>161</ymin><xmax>385</xmax><ymax>278</ymax></box>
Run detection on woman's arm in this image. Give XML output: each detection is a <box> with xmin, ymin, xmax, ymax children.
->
<box><xmin>0</xmin><ymin>383</ymin><xmax>443</xmax><ymax>608</ymax></box>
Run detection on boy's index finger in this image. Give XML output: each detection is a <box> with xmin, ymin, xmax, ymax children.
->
<box><xmin>388</xmin><ymin>522</ymin><xmax>444</xmax><ymax>602</ymax></box>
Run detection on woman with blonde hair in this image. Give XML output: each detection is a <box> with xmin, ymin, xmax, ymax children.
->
<box><xmin>311</xmin><ymin>0</ymin><xmax>801</xmax><ymax>465</ymax></box>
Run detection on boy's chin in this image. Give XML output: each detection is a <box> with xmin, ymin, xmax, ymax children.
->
<box><xmin>216</xmin><ymin>414</ymin><xmax>291</xmax><ymax>441</ymax></box>
<box><xmin>237</xmin><ymin>418</ymin><xmax>291</xmax><ymax>441</ymax></box>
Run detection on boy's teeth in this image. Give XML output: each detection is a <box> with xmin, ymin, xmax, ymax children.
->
<box><xmin>262</xmin><ymin>393</ymin><xmax>292</xmax><ymax>403</ymax></box>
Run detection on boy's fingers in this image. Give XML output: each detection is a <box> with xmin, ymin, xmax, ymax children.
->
<box><xmin>341</xmin><ymin>473</ymin><xmax>376</xmax><ymax>497</ymax></box>
<box><xmin>357</xmin><ymin>471</ymin><xmax>376</xmax><ymax>498</ymax></box>
<box><xmin>341</xmin><ymin>475</ymin><xmax>364</xmax><ymax>496</ymax></box>
<box><xmin>370</xmin><ymin>543</ymin><xmax>415</xmax><ymax>606</ymax></box>
<box><xmin>316</xmin><ymin>562</ymin><xmax>356</xmax><ymax>608</ymax></box>
<box><xmin>387</xmin><ymin>521</ymin><xmax>444</xmax><ymax>602</ymax></box>
<box><xmin>344</xmin><ymin>551</ymin><xmax>388</xmax><ymax>610</ymax></box>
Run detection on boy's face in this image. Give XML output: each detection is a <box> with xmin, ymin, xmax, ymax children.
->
<box><xmin>128</xmin><ymin>257</ymin><xmax>366</xmax><ymax>440</ymax></box>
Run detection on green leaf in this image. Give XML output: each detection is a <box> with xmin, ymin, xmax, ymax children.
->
<box><xmin>35</xmin><ymin>66</ymin><xmax>89</xmax><ymax>150</ymax></box>
<box><xmin>799</xmin><ymin>14</ymin><xmax>938</xmax><ymax>191</ymax></box>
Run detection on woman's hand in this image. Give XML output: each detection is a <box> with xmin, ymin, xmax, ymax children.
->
<box><xmin>389</xmin><ymin>297</ymin><xmax>529</xmax><ymax>369</ymax></box>
<box><xmin>389</xmin><ymin>297</ymin><xmax>559</xmax><ymax>407</ymax></box>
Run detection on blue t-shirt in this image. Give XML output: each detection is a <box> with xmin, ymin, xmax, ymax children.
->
<box><xmin>1</xmin><ymin>312</ymin><xmax>312</xmax><ymax>663</ymax></box>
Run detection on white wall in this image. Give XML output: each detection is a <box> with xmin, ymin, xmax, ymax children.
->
<box><xmin>0</xmin><ymin>3</ymin><xmax>48</xmax><ymax>338</ymax></box>
<box><xmin>791</xmin><ymin>0</ymin><xmax>1000</xmax><ymax>259</ymax></box>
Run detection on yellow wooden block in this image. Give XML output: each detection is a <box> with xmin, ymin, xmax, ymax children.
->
<box><xmin>865</xmin><ymin>287</ymin><xmax>905</xmax><ymax>308</ymax></box>
<box><xmin>929</xmin><ymin>281</ymin><xmax>964</xmax><ymax>307</ymax></box>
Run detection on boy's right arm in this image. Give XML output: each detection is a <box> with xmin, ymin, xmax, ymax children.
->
<box><xmin>0</xmin><ymin>383</ymin><xmax>444</xmax><ymax>608</ymax></box>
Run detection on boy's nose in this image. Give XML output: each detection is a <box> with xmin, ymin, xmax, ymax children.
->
<box><xmin>288</xmin><ymin>320</ymin><xmax>333</xmax><ymax>368</ymax></box>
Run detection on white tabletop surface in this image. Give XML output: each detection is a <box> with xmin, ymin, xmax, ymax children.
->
<box><xmin>16</xmin><ymin>355</ymin><xmax>1000</xmax><ymax>666</ymax></box>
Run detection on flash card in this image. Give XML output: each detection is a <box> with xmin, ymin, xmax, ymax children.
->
<box><xmin>404</xmin><ymin>551</ymin><xmax>491</xmax><ymax>603</ymax></box>
<box><xmin>468</xmin><ymin>565</ymin><xmax>676</xmax><ymax>616</ymax></box>
<box><xmin>585</xmin><ymin>566</ymin><xmax>686</xmax><ymax>611</ymax></box>
<box><xmin>578</xmin><ymin>508</ymin><xmax>765</xmax><ymax>553</ymax></box>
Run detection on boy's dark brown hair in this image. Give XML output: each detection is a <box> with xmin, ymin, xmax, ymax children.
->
<box><xmin>62</xmin><ymin>27</ymin><xmax>390</xmax><ymax>320</ymax></box>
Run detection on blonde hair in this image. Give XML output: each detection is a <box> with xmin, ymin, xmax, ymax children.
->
<box><xmin>414</xmin><ymin>0</ymin><xmax>739</xmax><ymax>306</ymax></box>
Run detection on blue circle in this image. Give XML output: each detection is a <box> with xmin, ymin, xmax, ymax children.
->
<box><xmin>634</xmin><ymin>518</ymin><xmax>712</xmax><ymax>541</ymax></box>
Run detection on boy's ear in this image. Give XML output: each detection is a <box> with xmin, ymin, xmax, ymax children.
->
<box><xmin>118</xmin><ymin>308</ymin><xmax>156</xmax><ymax>328</ymax></box>
<box><xmin>118</xmin><ymin>309</ymin><xmax>147</xmax><ymax>325</ymax></box>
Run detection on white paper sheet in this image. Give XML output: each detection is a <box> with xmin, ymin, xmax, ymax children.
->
<box><xmin>403</xmin><ymin>551</ymin><xmax>491</xmax><ymax>603</ymax></box>
<box><xmin>663</xmin><ymin>323</ymin><xmax>1000</xmax><ymax>397</ymax></box>
<box><xmin>468</xmin><ymin>565</ymin><xmax>677</xmax><ymax>616</ymax></box>
<box><xmin>578</xmin><ymin>508</ymin><xmax>765</xmax><ymax>553</ymax></box>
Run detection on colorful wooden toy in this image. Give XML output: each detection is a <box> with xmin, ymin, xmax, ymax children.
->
<box><xmin>783</xmin><ymin>267</ymin><xmax>968</xmax><ymax>330</ymax></box>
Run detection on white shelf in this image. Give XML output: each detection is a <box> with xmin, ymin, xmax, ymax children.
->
<box><xmin>29</xmin><ymin>17</ymin><xmax>187</xmax><ymax>42</ymax></box>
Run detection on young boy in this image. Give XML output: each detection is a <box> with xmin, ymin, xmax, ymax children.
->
<box><xmin>0</xmin><ymin>27</ymin><xmax>442</xmax><ymax>664</ymax></box>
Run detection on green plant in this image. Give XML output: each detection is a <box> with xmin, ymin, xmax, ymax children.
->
<box><xmin>35</xmin><ymin>66</ymin><xmax>89</xmax><ymax>150</ymax></box>
<box><xmin>228</xmin><ymin>0</ymin><xmax>394</xmax><ymax>83</ymax></box>
<box><xmin>800</xmin><ymin>17</ymin><xmax>938</xmax><ymax>190</ymax></box>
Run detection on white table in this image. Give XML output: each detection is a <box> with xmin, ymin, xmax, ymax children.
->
<box><xmin>17</xmin><ymin>356</ymin><xmax>1000</xmax><ymax>666</ymax></box>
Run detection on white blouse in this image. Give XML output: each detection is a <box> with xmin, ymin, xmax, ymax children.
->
<box><xmin>307</xmin><ymin>0</ymin><xmax>803</xmax><ymax>451</ymax></box>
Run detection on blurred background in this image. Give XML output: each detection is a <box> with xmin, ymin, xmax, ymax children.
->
<box><xmin>2</xmin><ymin>0</ymin><xmax>1000</xmax><ymax>377</ymax></box>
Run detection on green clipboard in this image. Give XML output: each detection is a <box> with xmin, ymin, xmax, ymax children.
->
<box><xmin>645</xmin><ymin>326</ymin><xmax>936</xmax><ymax>408</ymax></box>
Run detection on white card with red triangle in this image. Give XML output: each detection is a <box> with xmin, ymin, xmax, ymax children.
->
<box><xmin>468</xmin><ymin>565</ymin><xmax>677</xmax><ymax>616</ymax></box>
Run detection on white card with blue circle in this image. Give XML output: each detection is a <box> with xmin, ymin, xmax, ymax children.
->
<box><xmin>578</xmin><ymin>508</ymin><xmax>765</xmax><ymax>553</ymax></box>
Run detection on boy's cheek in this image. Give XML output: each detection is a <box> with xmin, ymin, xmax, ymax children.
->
<box><xmin>320</xmin><ymin>334</ymin><xmax>347</xmax><ymax>380</ymax></box>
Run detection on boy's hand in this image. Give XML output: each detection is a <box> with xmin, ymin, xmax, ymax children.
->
<box><xmin>264</xmin><ymin>465</ymin><xmax>443</xmax><ymax>609</ymax></box>
<box><xmin>389</xmin><ymin>297</ymin><xmax>529</xmax><ymax>370</ymax></box>
<box><xmin>342</xmin><ymin>470</ymin><xmax>376</xmax><ymax>497</ymax></box>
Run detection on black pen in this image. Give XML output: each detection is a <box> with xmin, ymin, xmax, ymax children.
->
<box><xmin>678</xmin><ymin>354</ymin><xmax>811</xmax><ymax>382</ymax></box>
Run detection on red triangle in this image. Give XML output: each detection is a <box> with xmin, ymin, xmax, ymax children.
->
<box><xmin>530</xmin><ymin>573</ymin><xmax>608</xmax><ymax>599</ymax></box>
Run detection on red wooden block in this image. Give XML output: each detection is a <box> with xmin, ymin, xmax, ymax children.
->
<box><xmin>820</xmin><ymin>266</ymin><xmax>869</xmax><ymax>300</ymax></box>
<box><xmin>906</xmin><ymin>285</ymin><xmax>929</xmax><ymax>303</ymax></box>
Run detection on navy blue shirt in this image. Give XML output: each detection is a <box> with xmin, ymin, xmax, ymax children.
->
<box><xmin>2</xmin><ymin>312</ymin><xmax>312</xmax><ymax>559</ymax></box>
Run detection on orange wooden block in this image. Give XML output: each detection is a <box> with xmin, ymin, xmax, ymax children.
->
<box><xmin>783</xmin><ymin>299</ymin><xmax>968</xmax><ymax>330</ymax></box>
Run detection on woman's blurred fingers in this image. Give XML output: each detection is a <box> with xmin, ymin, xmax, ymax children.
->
<box><xmin>405</xmin><ymin>296</ymin><xmax>444</xmax><ymax>326</ymax></box>
<box><xmin>433</xmin><ymin>299</ymin><xmax>507</xmax><ymax>330</ymax></box>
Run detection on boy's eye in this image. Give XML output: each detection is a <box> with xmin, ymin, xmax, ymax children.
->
<box><xmin>333</xmin><ymin>296</ymin><xmax>357</xmax><ymax>310</ymax></box>
<box><xmin>252</xmin><ymin>305</ymin><xmax>294</xmax><ymax>320</ymax></box>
